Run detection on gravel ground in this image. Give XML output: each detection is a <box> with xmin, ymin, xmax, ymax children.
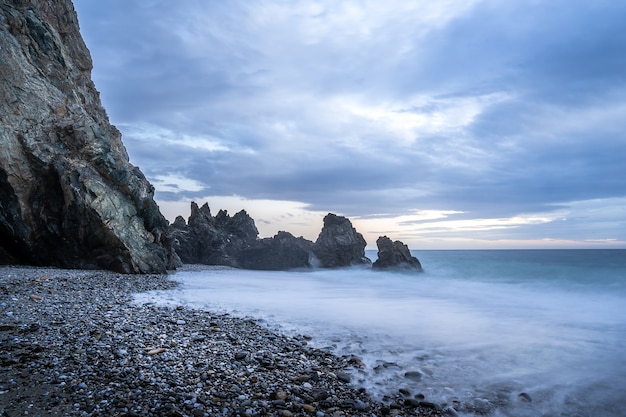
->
<box><xmin>0</xmin><ymin>266</ymin><xmax>446</xmax><ymax>417</ymax></box>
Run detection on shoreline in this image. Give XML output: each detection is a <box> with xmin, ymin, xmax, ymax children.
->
<box><xmin>1</xmin><ymin>266</ymin><xmax>444</xmax><ymax>417</ymax></box>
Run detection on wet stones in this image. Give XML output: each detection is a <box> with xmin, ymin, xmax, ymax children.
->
<box><xmin>404</xmin><ymin>370</ymin><xmax>423</xmax><ymax>381</ymax></box>
<box><xmin>2</xmin><ymin>266</ymin><xmax>438</xmax><ymax>417</ymax></box>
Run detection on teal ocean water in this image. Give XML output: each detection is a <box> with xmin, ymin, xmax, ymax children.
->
<box><xmin>135</xmin><ymin>249</ymin><xmax>626</xmax><ymax>416</ymax></box>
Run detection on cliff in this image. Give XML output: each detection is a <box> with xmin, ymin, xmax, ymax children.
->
<box><xmin>0</xmin><ymin>0</ymin><xmax>176</xmax><ymax>273</ymax></box>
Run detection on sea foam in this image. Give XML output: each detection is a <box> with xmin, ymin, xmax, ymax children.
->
<box><xmin>134</xmin><ymin>250</ymin><xmax>626</xmax><ymax>417</ymax></box>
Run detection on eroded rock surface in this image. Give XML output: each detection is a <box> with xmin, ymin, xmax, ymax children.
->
<box><xmin>373</xmin><ymin>235</ymin><xmax>423</xmax><ymax>272</ymax></box>
<box><xmin>313</xmin><ymin>213</ymin><xmax>371</xmax><ymax>268</ymax></box>
<box><xmin>241</xmin><ymin>231</ymin><xmax>314</xmax><ymax>270</ymax></box>
<box><xmin>0</xmin><ymin>0</ymin><xmax>175</xmax><ymax>272</ymax></box>
<box><xmin>170</xmin><ymin>205</ymin><xmax>375</xmax><ymax>271</ymax></box>
<box><xmin>169</xmin><ymin>202</ymin><xmax>259</xmax><ymax>268</ymax></box>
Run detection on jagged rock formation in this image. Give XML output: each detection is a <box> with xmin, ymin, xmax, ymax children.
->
<box><xmin>169</xmin><ymin>202</ymin><xmax>258</xmax><ymax>268</ymax></box>
<box><xmin>170</xmin><ymin>205</ymin><xmax>375</xmax><ymax>271</ymax></box>
<box><xmin>313</xmin><ymin>213</ymin><xmax>371</xmax><ymax>268</ymax></box>
<box><xmin>373</xmin><ymin>236</ymin><xmax>423</xmax><ymax>272</ymax></box>
<box><xmin>240</xmin><ymin>231</ymin><xmax>314</xmax><ymax>270</ymax></box>
<box><xmin>0</xmin><ymin>0</ymin><xmax>176</xmax><ymax>272</ymax></box>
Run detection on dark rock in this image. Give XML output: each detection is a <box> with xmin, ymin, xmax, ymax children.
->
<box><xmin>404</xmin><ymin>371</ymin><xmax>423</xmax><ymax>381</ymax></box>
<box><xmin>240</xmin><ymin>231</ymin><xmax>314</xmax><ymax>270</ymax></box>
<box><xmin>352</xmin><ymin>400</ymin><xmax>368</xmax><ymax>411</ymax></box>
<box><xmin>336</xmin><ymin>372</ymin><xmax>352</xmax><ymax>383</ymax></box>
<box><xmin>518</xmin><ymin>392</ymin><xmax>532</xmax><ymax>403</ymax></box>
<box><xmin>311</xmin><ymin>389</ymin><xmax>329</xmax><ymax>401</ymax></box>
<box><xmin>418</xmin><ymin>400</ymin><xmax>438</xmax><ymax>409</ymax></box>
<box><xmin>171</xmin><ymin>208</ymin><xmax>377</xmax><ymax>271</ymax></box>
<box><xmin>312</xmin><ymin>213</ymin><xmax>371</xmax><ymax>268</ymax></box>
<box><xmin>373</xmin><ymin>236</ymin><xmax>423</xmax><ymax>272</ymax></box>
<box><xmin>404</xmin><ymin>398</ymin><xmax>421</xmax><ymax>408</ymax></box>
<box><xmin>0</xmin><ymin>0</ymin><xmax>177</xmax><ymax>273</ymax></box>
<box><xmin>169</xmin><ymin>202</ymin><xmax>258</xmax><ymax>267</ymax></box>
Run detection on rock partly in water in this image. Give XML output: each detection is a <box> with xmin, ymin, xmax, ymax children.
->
<box><xmin>171</xmin><ymin>206</ymin><xmax>375</xmax><ymax>271</ymax></box>
<box><xmin>169</xmin><ymin>202</ymin><xmax>259</xmax><ymax>268</ymax></box>
<box><xmin>373</xmin><ymin>236</ymin><xmax>423</xmax><ymax>272</ymax></box>
<box><xmin>313</xmin><ymin>213</ymin><xmax>371</xmax><ymax>268</ymax></box>
<box><xmin>0</xmin><ymin>0</ymin><xmax>176</xmax><ymax>273</ymax></box>
<box><xmin>240</xmin><ymin>231</ymin><xmax>314</xmax><ymax>270</ymax></box>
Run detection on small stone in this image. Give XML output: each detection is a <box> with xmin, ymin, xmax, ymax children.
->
<box><xmin>518</xmin><ymin>392</ymin><xmax>532</xmax><ymax>403</ymax></box>
<box><xmin>175</xmin><ymin>319</ymin><xmax>186</xmax><ymax>325</ymax></box>
<box><xmin>147</xmin><ymin>348</ymin><xmax>166</xmax><ymax>355</ymax></box>
<box><xmin>302</xmin><ymin>404</ymin><xmax>316</xmax><ymax>413</ymax></box>
<box><xmin>352</xmin><ymin>400</ymin><xmax>368</xmax><ymax>411</ymax></box>
<box><xmin>399</xmin><ymin>388</ymin><xmax>411</xmax><ymax>397</ymax></box>
<box><xmin>404</xmin><ymin>371</ymin><xmax>422</xmax><ymax>381</ymax></box>
<box><xmin>312</xmin><ymin>389</ymin><xmax>329</xmax><ymax>401</ymax></box>
<box><xmin>348</xmin><ymin>355</ymin><xmax>365</xmax><ymax>368</ymax></box>
<box><xmin>281</xmin><ymin>411</ymin><xmax>293</xmax><ymax>417</ymax></box>
<box><xmin>404</xmin><ymin>398</ymin><xmax>420</xmax><ymax>408</ymax></box>
<box><xmin>444</xmin><ymin>407</ymin><xmax>460</xmax><ymax>417</ymax></box>
<box><xmin>472</xmin><ymin>398</ymin><xmax>492</xmax><ymax>414</ymax></box>
<box><xmin>275</xmin><ymin>391</ymin><xmax>288</xmax><ymax>400</ymax></box>
<box><xmin>336</xmin><ymin>372</ymin><xmax>351</xmax><ymax>383</ymax></box>
<box><xmin>29</xmin><ymin>295</ymin><xmax>42</xmax><ymax>301</ymax></box>
<box><xmin>418</xmin><ymin>400</ymin><xmax>437</xmax><ymax>409</ymax></box>
<box><xmin>234</xmin><ymin>352</ymin><xmax>247</xmax><ymax>361</ymax></box>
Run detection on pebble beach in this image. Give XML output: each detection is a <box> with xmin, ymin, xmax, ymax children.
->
<box><xmin>0</xmin><ymin>266</ymin><xmax>444</xmax><ymax>417</ymax></box>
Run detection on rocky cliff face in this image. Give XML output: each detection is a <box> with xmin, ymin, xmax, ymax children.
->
<box><xmin>0</xmin><ymin>0</ymin><xmax>175</xmax><ymax>272</ymax></box>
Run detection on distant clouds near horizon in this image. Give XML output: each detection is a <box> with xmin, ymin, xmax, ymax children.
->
<box><xmin>73</xmin><ymin>0</ymin><xmax>626</xmax><ymax>249</ymax></box>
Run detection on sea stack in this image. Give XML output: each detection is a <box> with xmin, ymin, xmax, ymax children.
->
<box><xmin>373</xmin><ymin>236</ymin><xmax>423</xmax><ymax>272</ymax></box>
<box><xmin>0</xmin><ymin>0</ymin><xmax>176</xmax><ymax>272</ymax></box>
<box><xmin>313</xmin><ymin>213</ymin><xmax>371</xmax><ymax>268</ymax></box>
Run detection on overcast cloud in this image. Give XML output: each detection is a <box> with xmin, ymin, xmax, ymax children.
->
<box><xmin>73</xmin><ymin>0</ymin><xmax>626</xmax><ymax>248</ymax></box>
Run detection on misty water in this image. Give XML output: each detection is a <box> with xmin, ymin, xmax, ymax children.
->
<box><xmin>134</xmin><ymin>250</ymin><xmax>626</xmax><ymax>417</ymax></box>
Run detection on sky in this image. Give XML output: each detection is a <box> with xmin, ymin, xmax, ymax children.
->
<box><xmin>72</xmin><ymin>0</ymin><xmax>626</xmax><ymax>249</ymax></box>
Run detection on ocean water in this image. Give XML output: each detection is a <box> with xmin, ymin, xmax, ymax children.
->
<box><xmin>134</xmin><ymin>250</ymin><xmax>626</xmax><ymax>417</ymax></box>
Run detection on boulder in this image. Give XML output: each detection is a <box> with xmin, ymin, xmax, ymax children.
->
<box><xmin>0</xmin><ymin>0</ymin><xmax>176</xmax><ymax>272</ymax></box>
<box><xmin>240</xmin><ymin>231</ymin><xmax>314</xmax><ymax>270</ymax></box>
<box><xmin>169</xmin><ymin>202</ymin><xmax>259</xmax><ymax>267</ymax></box>
<box><xmin>313</xmin><ymin>213</ymin><xmax>371</xmax><ymax>268</ymax></box>
<box><xmin>373</xmin><ymin>236</ymin><xmax>423</xmax><ymax>272</ymax></box>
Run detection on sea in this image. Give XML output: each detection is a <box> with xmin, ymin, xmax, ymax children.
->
<box><xmin>133</xmin><ymin>249</ymin><xmax>626</xmax><ymax>417</ymax></box>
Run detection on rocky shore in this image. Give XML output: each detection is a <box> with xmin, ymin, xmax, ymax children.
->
<box><xmin>1</xmin><ymin>266</ymin><xmax>443</xmax><ymax>417</ymax></box>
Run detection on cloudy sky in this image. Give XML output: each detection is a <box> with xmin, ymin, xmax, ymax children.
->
<box><xmin>73</xmin><ymin>0</ymin><xmax>626</xmax><ymax>249</ymax></box>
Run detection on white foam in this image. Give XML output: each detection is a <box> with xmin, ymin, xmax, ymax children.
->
<box><xmin>134</xmin><ymin>251</ymin><xmax>626</xmax><ymax>416</ymax></box>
